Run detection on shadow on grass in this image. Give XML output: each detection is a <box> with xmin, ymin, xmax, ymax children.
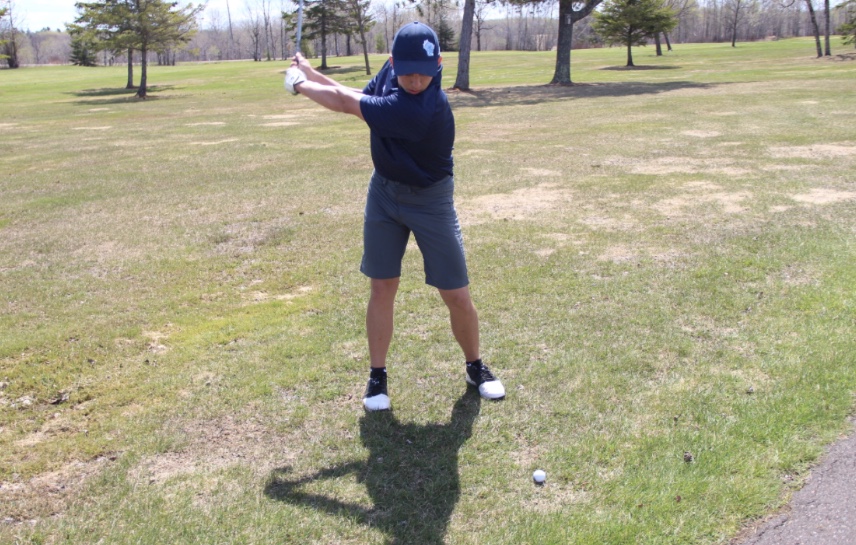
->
<box><xmin>600</xmin><ymin>65</ymin><xmax>682</xmax><ymax>71</ymax></box>
<box><xmin>69</xmin><ymin>85</ymin><xmax>177</xmax><ymax>104</ymax></box>
<box><xmin>448</xmin><ymin>80</ymin><xmax>713</xmax><ymax>108</ymax></box>
<box><xmin>265</xmin><ymin>389</ymin><xmax>482</xmax><ymax>544</ymax></box>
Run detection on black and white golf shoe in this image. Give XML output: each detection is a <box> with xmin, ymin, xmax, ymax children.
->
<box><xmin>465</xmin><ymin>360</ymin><xmax>506</xmax><ymax>400</ymax></box>
<box><xmin>363</xmin><ymin>372</ymin><xmax>391</xmax><ymax>411</ymax></box>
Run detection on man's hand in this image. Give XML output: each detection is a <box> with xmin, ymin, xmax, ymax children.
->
<box><xmin>291</xmin><ymin>53</ymin><xmax>313</xmax><ymax>75</ymax></box>
<box><xmin>284</xmin><ymin>67</ymin><xmax>306</xmax><ymax>95</ymax></box>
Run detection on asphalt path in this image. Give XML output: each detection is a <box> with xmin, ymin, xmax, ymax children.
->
<box><xmin>733</xmin><ymin>418</ymin><xmax>856</xmax><ymax>545</ymax></box>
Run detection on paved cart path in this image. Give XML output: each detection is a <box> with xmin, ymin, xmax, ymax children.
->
<box><xmin>733</xmin><ymin>418</ymin><xmax>856</xmax><ymax>545</ymax></box>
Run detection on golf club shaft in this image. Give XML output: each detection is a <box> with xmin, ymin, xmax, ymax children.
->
<box><xmin>295</xmin><ymin>0</ymin><xmax>304</xmax><ymax>54</ymax></box>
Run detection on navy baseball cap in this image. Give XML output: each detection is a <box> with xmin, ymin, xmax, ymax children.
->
<box><xmin>391</xmin><ymin>22</ymin><xmax>441</xmax><ymax>76</ymax></box>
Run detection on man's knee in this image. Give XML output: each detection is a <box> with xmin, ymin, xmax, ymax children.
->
<box><xmin>439</xmin><ymin>286</ymin><xmax>474</xmax><ymax>311</ymax></box>
<box><xmin>370</xmin><ymin>277</ymin><xmax>400</xmax><ymax>301</ymax></box>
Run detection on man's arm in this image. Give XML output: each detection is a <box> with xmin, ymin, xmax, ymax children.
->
<box><xmin>290</xmin><ymin>54</ymin><xmax>365</xmax><ymax>120</ymax></box>
<box><xmin>296</xmin><ymin>80</ymin><xmax>365</xmax><ymax>120</ymax></box>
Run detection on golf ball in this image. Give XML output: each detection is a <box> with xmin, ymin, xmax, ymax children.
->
<box><xmin>533</xmin><ymin>469</ymin><xmax>546</xmax><ymax>483</ymax></box>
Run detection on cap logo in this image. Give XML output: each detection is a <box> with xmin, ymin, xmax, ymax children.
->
<box><xmin>423</xmin><ymin>39</ymin><xmax>435</xmax><ymax>57</ymax></box>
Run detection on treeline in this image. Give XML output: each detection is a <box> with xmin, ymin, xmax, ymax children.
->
<box><xmin>3</xmin><ymin>0</ymin><xmax>854</xmax><ymax>68</ymax></box>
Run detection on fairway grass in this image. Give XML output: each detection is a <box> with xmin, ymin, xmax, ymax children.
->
<box><xmin>1</xmin><ymin>38</ymin><xmax>855</xmax><ymax>544</ymax></box>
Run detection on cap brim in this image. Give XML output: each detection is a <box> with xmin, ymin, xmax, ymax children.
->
<box><xmin>392</xmin><ymin>60</ymin><xmax>440</xmax><ymax>77</ymax></box>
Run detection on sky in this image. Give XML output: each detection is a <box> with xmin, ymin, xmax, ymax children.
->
<box><xmin>16</xmin><ymin>0</ymin><xmax>241</xmax><ymax>32</ymax></box>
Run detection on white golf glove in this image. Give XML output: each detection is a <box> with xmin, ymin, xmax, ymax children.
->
<box><xmin>284</xmin><ymin>67</ymin><xmax>306</xmax><ymax>95</ymax></box>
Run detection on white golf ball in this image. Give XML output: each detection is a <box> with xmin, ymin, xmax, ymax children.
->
<box><xmin>532</xmin><ymin>469</ymin><xmax>546</xmax><ymax>483</ymax></box>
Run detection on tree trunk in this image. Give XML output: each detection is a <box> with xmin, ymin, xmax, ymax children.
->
<box><xmin>626</xmin><ymin>42</ymin><xmax>634</xmax><ymax>67</ymax></box>
<box><xmin>655</xmin><ymin>33</ymin><xmax>663</xmax><ymax>56</ymax></box>
<box><xmin>359</xmin><ymin>29</ymin><xmax>371</xmax><ymax>76</ymax></box>
<box><xmin>453</xmin><ymin>0</ymin><xmax>476</xmax><ymax>90</ymax></box>
<box><xmin>551</xmin><ymin>4</ymin><xmax>574</xmax><ymax>84</ymax></box>
<box><xmin>664</xmin><ymin>32</ymin><xmax>673</xmax><ymax>51</ymax></box>
<box><xmin>823</xmin><ymin>0</ymin><xmax>831</xmax><ymax>56</ymax></box>
<box><xmin>320</xmin><ymin>15</ymin><xmax>328</xmax><ymax>69</ymax></box>
<box><xmin>551</xmin><ymin>0</ymin><xmax>603</xmax><ymax>84</ymax></box>
<box><xmin>731</xmin><ymin>10</ymin><xmax>739</xmax><ymax>46</ymax></box>
<box><xmin>124</xmin><ymin>49</ymin><xmax>135</xmax><ymax>88</ymax></box>
<box><xmin>136</xmin><ymin>46</ymin><xmax>148</xmax><ymax>98</ymax></box>
<box><xmin>805</xmin><ymin>0</ymin><xmax>823</xmax><ymax>57</ymax></box>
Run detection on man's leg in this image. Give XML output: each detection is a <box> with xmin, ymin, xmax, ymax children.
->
<box><xmin>439</xmin><ymin>286</ymin><xmax>505</xmax><ymax>400</ymax></box>
<box><xmin>438</xmin><ymin>286</ymin><xmax>480</xmax><ymax>362</ymax></box>
<box><xmin>367</xmin><ymin>277</ymin><xmax>400</xmax><ymax>368</ymax></box>
<box><xmin>363</xmin><ymin>277</ymin><xmax>399</xmax><ymax>411</ymax></box>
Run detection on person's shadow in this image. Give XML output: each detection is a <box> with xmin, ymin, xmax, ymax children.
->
<box><xmin>264</xmin><ymin>389</ymin><xmax>481</xmax><ymax>544</ymax></box>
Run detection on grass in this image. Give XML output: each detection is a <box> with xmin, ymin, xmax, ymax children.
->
<box><xmin>1</xmin><ymin>38</ymin><xmax>855</xmax><ymax>543</ymax></box>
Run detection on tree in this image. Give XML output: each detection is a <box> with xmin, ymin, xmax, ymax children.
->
<box><xmin>344</xmin><ymin>0</ymin><xmax>374</xmax><ymax>75</ymax></box>
<box><xmin>473</xmin><ymin>0</ymin><xmax>494</xmax><ymax>51</ymax></box>
<box><xmin>840</xmin><ymin>0</ymin><xmax>856</xmax><ymax>47</ymax></box>
<box><xmin>551</xmin><ymin>0</ymin><xmax>606</xmax><ymax>84</ymax></box>
<box><xmin>725</xmin><ymin>0</ymin><xmax>750</xmax><ymax>47</ymax></box>
<box><xmin>73</xmin><ymin>0</ymin><xmax>202</xmax><ymax>98</ymax></box>
<box><xmin>70</xmin><ymin>30</ymin><xmax>99</xmax><ymax>65</ymax></box>
<box><xmin>0</xmin><ymin>0</ymin><xmax>22</xmax><ymax>68</ymax></box>
<box><xmin>291</xmin><ymin>0</ymin><xmax>348</xmax><ymax>68</ymax></box>
<box><xmin>0</xmin><ymin>6</ymin><xmax>7</xmax><ymax>63</ymax></box>
<box><xmin>453</xmin><ymin>0</ymin><xmax>477</xmax><ymax>89</ymax></box>
<box><xmin>653</xmin><ymin>0</ymin><xmax>694</xmax><ymax>55</ymax></box>
<box><xmin>592</xmin><ymin>0</ymin><xmax>678</xmax><ymax>67</ymax></box>
<box><xmin>409</xmin><ymin>0</ymin><xmax>457</xmax><ymax>50</ymax></box>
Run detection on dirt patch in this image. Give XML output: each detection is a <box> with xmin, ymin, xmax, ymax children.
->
<box><xmin>130</xmin><ymin>415</ymin><xmax>290</xmax><ymax>485</ymax></box>
<box><xmin>682</xmin><ymin>130</ymin><xmax>721</xmax><ymax>138</ymax></box>
<box><xmin>632</xmin><ymin>157</ymin><xmax>751</xmax><ymax>177</ymax></box>
<box><xmin>769</xmin><ymin>144</ymin><xmax>856</xmax><ymax>159</ymax></box>
<box><xmin>790</xmin><ymin>189</ymin><xmax>856</xmax><ymax>205</ymax></box>
<box><xmin>0</xmin><ymin>455</ymin><xmax>115</xmax><ymax>523</ymax></box>
<box><xmin>189</xmin><ymin>138</ymin><xmax>239</xmax><ymax>146</ymax></box>
<box><xmin>458</xmin><ymin>183</ymin><xmax>574</xmax><ymax>225</ymax></box>
<box><xmin>244</xmin><ymin>285</ymin><xmax>314</xmax><ymax>303</ymax></box>
<box><xmin>653</xmin><ymin>186</ymin><xmax>752</xmax><ymax>217</ymax></box>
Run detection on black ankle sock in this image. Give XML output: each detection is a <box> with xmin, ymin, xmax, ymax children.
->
<box><xmin>466</xmin><ymin>359</ymin><xmax>482</xmax><ymax>368</ymax></box>
<box><xmin>370</xmin><ymin>367</ymin><xmax>386</xmax><ymax>378</ymax></box>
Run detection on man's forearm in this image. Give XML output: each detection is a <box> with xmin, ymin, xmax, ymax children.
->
<box><xmin>297</xmin><ymin>80</ymin><xmax>365</xmax><ymax>119</ymax></box>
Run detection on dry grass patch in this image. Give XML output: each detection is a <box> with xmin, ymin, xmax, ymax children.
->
<box><xmin>0</xmin><ymin>455</ymin><xmax>115</xmax><ymax>523</ymax></box>
<box><xmin>769</xmin><ymin>143</ymin><xmax>856</xmax><ymax>159</ymax></box>
<box><xmin>458</xmin><ymin>182</ymin><xmax>575</xmax><ymax>225</ymax></box>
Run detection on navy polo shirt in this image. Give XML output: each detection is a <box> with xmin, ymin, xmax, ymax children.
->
<box><xmin>359</xmin><ymin>60</ymin><xmax>454</xmax><ymax>187</ymax></box>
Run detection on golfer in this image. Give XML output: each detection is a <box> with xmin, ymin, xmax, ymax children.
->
<box><xmin>286</xmin><ymin>22</ymin><xmax>504</xmax><ymax>411</ymax></box>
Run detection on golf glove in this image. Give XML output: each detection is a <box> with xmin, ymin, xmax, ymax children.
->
<box><xmin>284</xmin><ymin>67</ymin><xmax>306</xmax><ymax>95</ymax></box>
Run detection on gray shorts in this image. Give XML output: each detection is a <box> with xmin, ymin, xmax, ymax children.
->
<box><xmin>361</xmin><ymin>171</ymin><xmax>469</xmax><ymax>290</ymax></box>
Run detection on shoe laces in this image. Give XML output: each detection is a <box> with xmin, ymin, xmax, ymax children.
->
<box><xmin>468</xmin><ymin>363</ymin><xmax>496</xmax><ymax>384</ymax></box>
<box><xmin>365</xmin><ymin>375</ymin><xmax>387</xmax><ymax>397</ymax></box>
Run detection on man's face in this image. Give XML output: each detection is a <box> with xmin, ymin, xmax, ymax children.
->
<box><xmin>391</xmin><ymin>56</ymin><xmax>442</xmax><ymax>95</ymax></box>
<box><xmin>397</xmin><ymin>73</ymin><xmax>434</xmax><ymax>95</ymax></box>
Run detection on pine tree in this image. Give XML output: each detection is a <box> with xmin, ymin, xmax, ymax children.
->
<box><xmin>70</xmin><ymin>33</ymin><xmax>99</xmax><ymax>66</ymax></box>
<box><xmin>592</xmin><ymin>0</ymin><xmax>678</xmax><ymax>67</ymax></box>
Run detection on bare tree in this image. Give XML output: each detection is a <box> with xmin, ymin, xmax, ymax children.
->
<box><xmin>245</xmin><ymin>1</ymin><xmax>263</xmax><ymax>60</ymax></box>
<box><xmin>473</xmin><ymin>0</ymin><xmax>494</xmax><ymax>51</ymax></box>
<box><xmin>345</xmin><ymin>0</ymin><xmax>373</xmax><ymax>74</ymax></box>
<box><xmin>726</xmin><ymin>0</ymin><xmax>746</xmax><ymax>46</ymax></box>
<box><xmin>805</xmin><ymin>0</ymin><xmax>823</xmax><ymax>55</ymax></box>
